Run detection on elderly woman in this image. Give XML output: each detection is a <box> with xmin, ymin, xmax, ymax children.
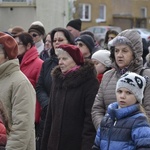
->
<box><xmin>41</xmin><ymin>44</ymin><xmax>99</xmax><ymax>150</ymax></box>
<box><xmin>92</xmin><ymin>29</ymin><xmax>150</xmax><ymax>130</ymax></box>
<box><xmin>36</xmin><ymin>27</ymin><xmax>75</xmax><ymax>149</ymax></box>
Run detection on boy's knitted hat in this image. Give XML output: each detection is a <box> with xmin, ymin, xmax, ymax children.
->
<box><xmin>91</xmin><ymin>50</ymin><xmax>111</xmax><ymax>67</ymax></box>
<box><xmin>116</xmin><ymin>72</ymin><xmax>147</xmax><ymax>103</ymax></box>
<box><xmin>75</xmin><ymin>35</ymin><xmax>95</xmax><ymax>54</ymax></box>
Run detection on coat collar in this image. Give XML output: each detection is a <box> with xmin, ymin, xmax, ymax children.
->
<box><xmin>107</xmin><ymin>102</ymin><xmax>141</xmax><ymax>120</ymax></box>
<box><xmin>0</xmin><ymin>59</ymin><xmax>20</xmax><ymax>79</ymax></box>
<box><xmin>52</xmin><ymin>60</ymin><xmax>97</xmax><ymax>88</ymax></box>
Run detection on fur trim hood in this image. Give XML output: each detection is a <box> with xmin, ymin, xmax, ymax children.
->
<box><xmin>51</xmin><ymin>60</ymin><xmax>97</xmax><ymax>88</ymax></box>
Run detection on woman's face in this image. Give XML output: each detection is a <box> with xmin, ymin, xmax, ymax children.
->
<box><xmin>58</xmin><ymin>51</ymin><xmax>77</xmax><ymax>74</ymax></box>
<box><xmin>15</xmin><ymin>37</ymin><xmax>26</xmax><ymax>56</ymax></box>
<box><xmin>114</xmin><ymin>44</ymin><xmax>134</xmax><ymax>69</ymax></box>
<box><xmin>29</xmin><ymin>32</ymin><xmax>43</xmax><ymax>43</ymax></box>
<box><xmin>53</xmin><ymin>31</ymin><xmax>69</xmax><ymax>50</ymax></box>
<box><xmin>44</xmin><ymin>34</ymin><xmax>51</xmax><ymax>50</ymax></box>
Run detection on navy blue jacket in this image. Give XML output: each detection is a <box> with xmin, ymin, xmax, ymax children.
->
<box><xmin>93</xmin><ymin>102</ymin><xmax>150</xmax><ymax>150</ymax></box>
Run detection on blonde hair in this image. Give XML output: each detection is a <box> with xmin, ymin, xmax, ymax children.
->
<box><xmin>0</xmin><ymin>101</ymin><xmax>11</xmax><ymax>134</ymax></box>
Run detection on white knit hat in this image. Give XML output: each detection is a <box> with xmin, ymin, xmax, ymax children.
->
<box><xmin>116</xmin><ymin>72</ymin><xmax>147</xmax><ymax>103</ymax></box>
<box><xmin>91</xmin><ymin>50</ymin><xmax>111</xmax><ymax>67</ymax></box>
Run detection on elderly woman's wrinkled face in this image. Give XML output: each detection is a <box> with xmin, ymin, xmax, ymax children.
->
<box><xmin>57</xmin><ymin>50</ymin><xmax>77</xmax><ymax>74</ymax></box>
<box><xmin>114</xmin><ymin>44</ymin><xmax>134</xmax><ymax>69</ymax></box>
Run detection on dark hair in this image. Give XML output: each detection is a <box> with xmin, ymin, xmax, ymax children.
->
<box><xmin>0</xmin><ymin>101</ymin><xmax>11</xmax><ymax>134</ymax></box>
<box><xmin>50</xmin><ymin>27</ymin><xmax>75</xmax><ymax>55</ymax></box>
<box><xmin>104</xmin><ymin>30</ymin><xmax>119</xmax><ymax>45</ymax></box>
<box><xmin>17</xmin><ymin>32</ymin><xmax>34</xmax><ymax>47</ymax></box>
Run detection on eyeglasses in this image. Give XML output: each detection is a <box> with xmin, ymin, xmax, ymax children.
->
<box><xmin>76</xmin><ymin>42</ymin><xmax>84</xmax><ymax>47</ymax></box>
<box><xmin>31</xmin><ymin>33</ymin><xmax>39</xmax><ymax>37</ymax></box>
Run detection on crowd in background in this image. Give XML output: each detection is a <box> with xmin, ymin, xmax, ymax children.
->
<box><xmin>0</xmin><ymin>18</ymin><xmax>150</xmax><ymax>150</ymax></box>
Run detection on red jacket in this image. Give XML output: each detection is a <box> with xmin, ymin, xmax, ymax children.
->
<box><xmin>0</xmin><ymin>119</ymin><xmax>6</xmax><ymax>147</ymax></box>
<box><xmin>20</xmin><ymin>46</ymin><xmax>43</xmax><ymax>123</ymax></box>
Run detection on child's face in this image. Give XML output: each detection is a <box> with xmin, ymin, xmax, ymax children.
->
<box><xmin>116</xmin><ymin>87</ymin><xmax>137</xmax><ymax>108</ymax></box>
<box><xmin>92</xmin><ymin>59</ymin><xmax>106</xmax><ymax>74</ymax></box>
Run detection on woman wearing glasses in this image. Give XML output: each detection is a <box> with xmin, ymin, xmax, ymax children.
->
<box><xmin>36</xmin><ymin>27</ymin><xmax>74</xmax><ymax>150</ymax></box>
<box><xmin>28</xmin><ymin>23</ymin><xmax>45</xmax><ymax>55</ymax></box>
<box><xmin>15</xmin><ymin>32</ymin><xmax>43</xmax><ymax>141</ymax></box>
<box><xmin>92</xmin><ymin>29</ymin><xmax>150</xmax><ymax>131</ymax></box>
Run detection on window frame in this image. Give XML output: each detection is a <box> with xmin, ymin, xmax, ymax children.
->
<box><xmin>141</xmin><ymin>7</ymin><xmax>147</xmax><ymax>18</ymax></box>
<box><xmin>96</xmin><ymin>4</ymin><xmax>106</xmax><ymax>23</ymax></box>
<box><xmin>79</xmin><ymin>3</ymin><xmax>91</xmax><ymax>22</ymax></box>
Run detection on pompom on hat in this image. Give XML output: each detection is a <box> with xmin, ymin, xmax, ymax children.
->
<box><xmin>56</xmin><ymin>44</ymin><xmax>84</xmax><ymax>65</ymax></box>
<box><xmin>0</xmin><ymin>32</ymin><xmax>18</xmax><ymax>59</ymax></box>
<box><xmin>116</xmin><ymin>72</ymin><xmax>147</xmax><ymax>104</ymax></box>
<box><xmin>92</xmin><ymin>50</ymin><xmax>111</xmax><ymax>67</ymax></box>
<box><xmin>66</xmin><ymin>19</ymin><xmax>82</xmax><ymax>31</ymax></box>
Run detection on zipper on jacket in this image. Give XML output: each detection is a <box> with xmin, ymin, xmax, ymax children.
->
<box><xmin>113</xmin><ymin>118</ymin><xmax>117</xmax><ymax>126</ymax></box>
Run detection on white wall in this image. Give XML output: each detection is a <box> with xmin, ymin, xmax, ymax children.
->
<box><xmin>0</xmin><ymin>0</ymin><xmax>69</xmax><ymax>33</ymax></box>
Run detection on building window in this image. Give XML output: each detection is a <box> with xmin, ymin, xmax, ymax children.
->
<box><xmin>2</xmin><ymin>0</ymin><xmax>26</xmax><ymax>1</ymax></box>
<box><xmin>96</xmin><ymin>4</ymin><xmax>106</xmax><ymax>23</ymax></box>
<box><xmin>79</xmin><ymin>3</ymin><xmax>91</xmax><ymax>21</ymax></box>
<box><xmin>141</xmin><ymin>7</ymin><xmax>147</xmax><ymax>18</ymax></box>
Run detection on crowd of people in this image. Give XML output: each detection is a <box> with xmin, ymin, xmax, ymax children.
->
<box><xmin>0</xmin><ymin>18</ymin><xmax>150</xmax><ymax>150</ymax></box>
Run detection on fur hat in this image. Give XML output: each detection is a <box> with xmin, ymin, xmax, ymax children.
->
<box><xmin>56</xmin><ymin>44</ymin><xmax>84</xmax><ymax>65</ymax></box>
<box><xmin>0</xmin><ymin>32</ymin><xmax>18</xmax><ymax>59</ymax></box>
<box><xmin>75</xmin><ymin>35</ymin><xmax>95</xmax><ymax>53</ymax></box>
<box><xmin>116</xmin><ymin>72</ymin><xmax>147</xmax><ymax>103</ymax></box>
<box><xmin>11</xmin><ymin>26</ymin><xmax>24</xmax><ymax>37</ymax></box>
<box><xmin>66</xmin><ymin>19</ymin><xmax>82</xmax><ymax>31</ymax></box>
<box><xmin>92</xmin><ymin>50</ymin><xmax>111</xmax><ymax>67</ymax></box>
<box><xmin>28</xmin><ymin>24</ymin><xmax>45</xmax><ymax>36</ymax></box>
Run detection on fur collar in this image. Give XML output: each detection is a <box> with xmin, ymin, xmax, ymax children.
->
<box><xmin>51</xmin><ymin>60</ymin><xmax>97</xmax><ymax>88</ymax></box>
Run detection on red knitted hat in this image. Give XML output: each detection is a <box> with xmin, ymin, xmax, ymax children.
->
<box><xmin>58</xmin><ymin>44</ymin><xmax>84</xmax><ymax>65</ymax></box>
<box><xmin>0</xmin><ymin>32</ymin><xmax>18</xmax><ymax>59</ymax></box>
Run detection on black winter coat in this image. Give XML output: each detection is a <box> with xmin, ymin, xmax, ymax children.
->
<box><xmin>36</xmin><ymin>55</ymin><xmax>58</xmax><ymax>109</ymax></box>
<box><xmin>41</xmin><ymin>60</ymin><xmax>99</xmax><ymax>150</ymax></box>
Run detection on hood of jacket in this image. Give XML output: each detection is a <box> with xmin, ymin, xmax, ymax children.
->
<box><xmin>0</xmin><ymin>59</ymin><xmax>20</xmax><ymax>79</ymax></box>
<box><xmin>51</xmin><ymin>60</ymin><xmax>97</xmax><ymax>88</ymax></box>
<box><xmin>112</xmin><ymin>29</ymin><xmax>143</xmax><ymax>74</ymax></box>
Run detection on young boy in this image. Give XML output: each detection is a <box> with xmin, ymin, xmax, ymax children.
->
<box><xmin>92</xmin><ymin>72</ymin><xmax>150</xmax><ymax>150</ymax></box>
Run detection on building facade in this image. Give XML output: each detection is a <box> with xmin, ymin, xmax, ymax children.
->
<box><xmin>0</xmin><ymin>0</ymin><xmax>150</xmax><ymax>33</ymax></box>
<box><xmin>73</xmin><ymin>0</ymin><xmax>150</xmax><ymax>30</ymax></box>
<box><xmin>0</xmin><ymin>0</ymin><xmax>69</xmax><ymax>33</ymax></box>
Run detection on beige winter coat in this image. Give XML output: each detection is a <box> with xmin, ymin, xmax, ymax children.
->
<box><xmin>92</xmin><ymin>29</ymin><xmax>150</xmax><ymax>130</ymax></box>
<box><xmin>0</xmin><ymin>59</ymin><xmax>36</xmax><ymax>150</ymax></box>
